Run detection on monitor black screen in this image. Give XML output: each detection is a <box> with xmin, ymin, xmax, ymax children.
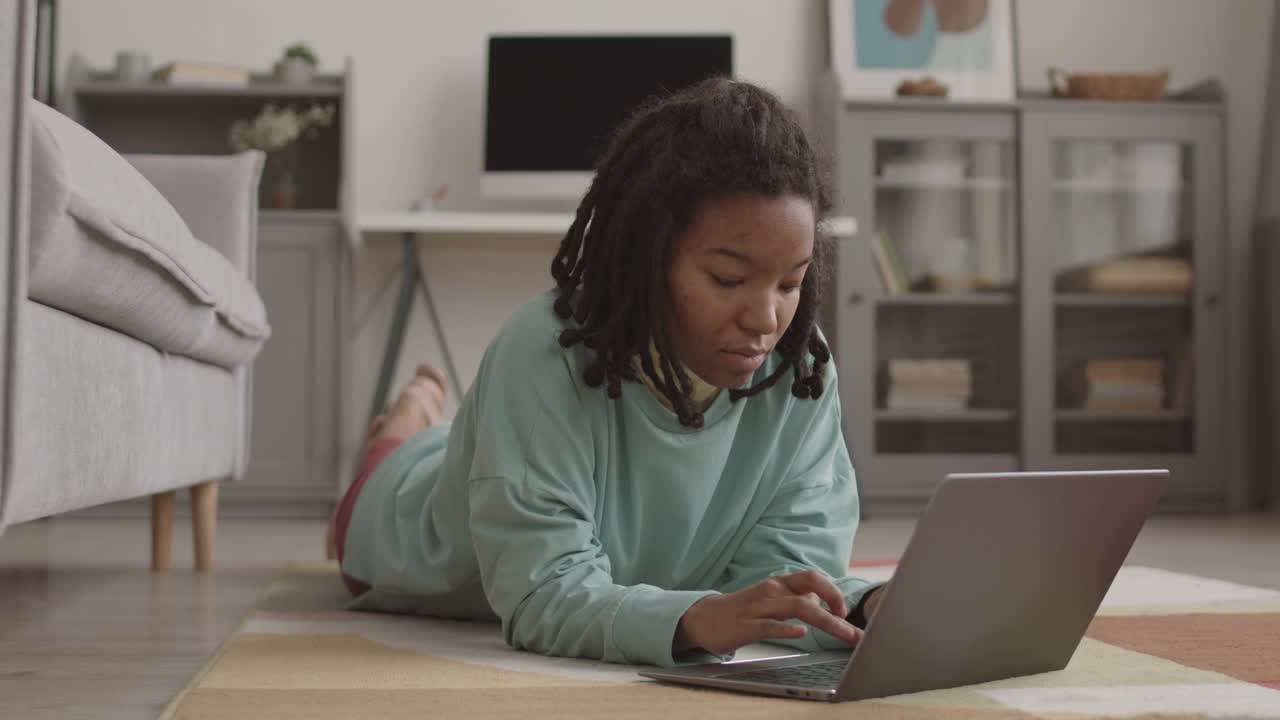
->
<box><xmin>485</xmin><ymin>35</ymin><xmax>733</xmax><ymax>173</ymax></box>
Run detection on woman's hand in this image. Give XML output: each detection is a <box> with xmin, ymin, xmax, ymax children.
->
<box><xmin>862</xmin><ymin>585</ymin><xmax>885</xmax><ymax>622</ymax></box>
<box><xmin>674</xmin><ymin>571</ymin><xmax>863</xmax><ymax>656</ymax></box>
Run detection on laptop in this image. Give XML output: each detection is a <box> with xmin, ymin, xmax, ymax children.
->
<box><xmin>640</xmin><ymin>469</ymin><xmax>1168</xmax><ymax>702</ymax></box>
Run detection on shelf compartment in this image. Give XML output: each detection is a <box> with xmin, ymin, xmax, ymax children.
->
<box><xmin>1053</xmin><ymin>305</ymin><xmax>1193</xmax><ymax>448</ymax></box>
<box><xmin>1055</xmin><ymin>306</ymin><xmax>1191</xmax><ymax>377</ymax></box>
<box><xmin>877</xmin><ymin>304</ymin><xmax>1020</xmax><ymax>415</ymax></box>
<box><xmin>1056</xmin><ymin>419</ymin><xmax>1192</xmax><ymax>455</ymax></box>
<box><xmin>73</xmin><ymin>96</ymin><xmax>344</xmax><ymax>212</ymax></box>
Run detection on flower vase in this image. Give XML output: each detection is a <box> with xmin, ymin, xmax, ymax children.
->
<box><xmin>272</xmin><ymin>169</ymin><xmax>298</xmax><ymax>210</ymax></box>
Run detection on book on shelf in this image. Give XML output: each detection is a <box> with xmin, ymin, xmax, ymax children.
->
<box><xmin>1061</xmin><ymin>357</ymin><xmax>1167</xmax><ymax>411</ymax></box>
<box><xmin>885</xmin><ymin>391</ymin><xmax>971</xmax><ymax>412</ymax></box>
<box><xmin>889</xmin><ymin>383</ymin><xmax>972</xmax><ymax>399</ymax></box>
<box><xmin>1082</xmin><ymin>358</ymin><xmax>1165</xmax><ymax>384</ymax></box>
<box><xmin>1056</xmin><ymin>256</ymin><xmax>1192</xmax><ymax>295</ymax></box>
<box><xmin>152</xmin><ymin>61</ymin><xmax>251</xmax><ymax>86</ymax></box>
<box><xmin>887</xmin><ymin>358</ymin><xmax>972</xmax><ymax>385</ymax></box>
<box><xmin>869</xmin><ymin>229</ymin><xmax>900</xmax><ymax>295</ymax></box>
<box><xmin>872</xmin><ymin>229</ymin><xmax>910</xmax><ymax>295</ymax></box>
<box><xmin>885</xmin><ymin>358</ymin><xmax>973</xmax><ymax>411</ymax></box>
<box><xmin>1084</xmin><ymin>383</ymin><xmax>1165</xmax><ymax>400</ymax></box>
<box><xmin>1084</xmin><ymin>382</ymin><xmax>1165</xmax><ymax>410</ymax></box>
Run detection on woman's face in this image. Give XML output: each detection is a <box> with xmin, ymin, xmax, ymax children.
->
<box><xmin>664</xmin><ymin>193</ymin><xmax>816</xmax><ymax>389</ymax></box>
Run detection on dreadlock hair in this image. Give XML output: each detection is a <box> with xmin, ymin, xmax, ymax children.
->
<box><xmin>550</xmin><ymin>76</ymin><xmax>836</xmax><ymax>429</ymax></box>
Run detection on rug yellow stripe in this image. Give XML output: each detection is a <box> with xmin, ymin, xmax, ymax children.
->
<box><xmin>172</xmin><ymin>686</ymin><xmax>1042</xmax><ymax>720</ymax></box>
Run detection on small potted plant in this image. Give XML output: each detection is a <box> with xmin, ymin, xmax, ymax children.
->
<box><xmin>274</xmin><ymin>43</ymin><xmax>318</xmax><ymax>85</ymax></box>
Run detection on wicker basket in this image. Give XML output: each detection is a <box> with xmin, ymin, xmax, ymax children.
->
<box><xmin>1048</xmin><ymin>67</ymin><xmax>1170</xmax><ymax>101</ymax></box>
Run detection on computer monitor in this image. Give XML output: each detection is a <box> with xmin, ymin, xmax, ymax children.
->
<box><xmin>483</xmin><ymin>35</ymin><xmax>733</xmax><ymax>199</ymax></box>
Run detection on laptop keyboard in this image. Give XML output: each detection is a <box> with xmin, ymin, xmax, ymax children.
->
<box><xmin>719</xmin><ymin>659</ymin><xmax>847</xmax><ymax>688</ymax></box>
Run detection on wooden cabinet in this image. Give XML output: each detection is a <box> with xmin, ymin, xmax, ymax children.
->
<box><xmin>817</xmin><ymin>78</ymin><xmax>1231</xmax><ymax>511</ymax></box>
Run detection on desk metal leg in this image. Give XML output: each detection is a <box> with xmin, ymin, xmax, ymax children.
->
<box><xmin>411</xmin><ymin>245</ymin><xmax>463</xmax><ymax>398</ymax></box>
<box><xmin>368</xmin><ymin>232</ymin><xmax>465</xmax><ymax>422</ymax></box>
<box><xmin>369</xmin><ymin>233</ymin><xmax>419</xmax><ymax>422</ymax></box>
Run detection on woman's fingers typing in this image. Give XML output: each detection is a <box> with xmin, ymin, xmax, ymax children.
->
<box><xmin>751</xmin><ymin>618</ymin><xmax>809</xmax><ymax>643</ymax></box>
<box><xmin>675</xmin><ymin>571</ymin><xmax>861</xmax><ymax>656</ymax></box>
<box><xmin>753</xmin><ymin>593</ymin><xmax>861</xmax><ymax>644</ymax></box>
<box><xmin>776</xmin><ymin>570</ymin><xmax>848</xmax><ymax>618</ymax></box>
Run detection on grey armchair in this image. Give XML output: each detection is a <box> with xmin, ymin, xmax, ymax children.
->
<box><xmin>0</xmin><ymin>0</ymin><xmax>270</xmax><ymax>571</ymax></box>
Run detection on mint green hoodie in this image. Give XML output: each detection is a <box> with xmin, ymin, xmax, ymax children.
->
<box><xmin>341</xmin><ymin>291</ymin><xmax>874</xmax><ymax>667</ymax></box>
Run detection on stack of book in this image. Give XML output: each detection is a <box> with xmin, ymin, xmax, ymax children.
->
<box><xmin>885</xmin><ymin>358</ymin><xmax>972</xmax><ymax>412</ymax></box>
<box><xmin>152</xmin><ymin>61</ymin><xmax>250</xmax><ymax>86</ymax></box>
<box><xmin>1062</xmin><ymin>358</ymin><xmax>1166</xmax><ymax>412</ymax></box>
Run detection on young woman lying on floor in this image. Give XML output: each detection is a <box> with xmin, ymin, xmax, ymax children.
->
<box><xmin>327</xmin><ymin>77</ymin><xmax>882</xmax><ymax>667</ymax></box>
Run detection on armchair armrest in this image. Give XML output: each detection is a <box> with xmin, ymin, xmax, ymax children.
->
<box><xmin>125</xmin><ymin>151</ymin><xmax>265</xmax><ymax>282</ymax></box>
<box><xmin>124</xmin><ymin>151</ymin><xmax>266</xmax><ymax>483</ymax></box>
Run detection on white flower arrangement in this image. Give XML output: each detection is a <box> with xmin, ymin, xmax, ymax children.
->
<box><xmin>230</xmin><ymin>103</ymin><xmax>336</xmax><ymax>209</ymax></box>
<box><xmin>229</xmin><ymin>103</ymin><xmax>335</xmax><ymax>154</ymax></box>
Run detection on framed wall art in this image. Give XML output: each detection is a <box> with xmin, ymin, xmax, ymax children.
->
<box><xmin>828</xmin><ymin>0</ymin><xmax>1017</xmax><ymax>101</ymax></box>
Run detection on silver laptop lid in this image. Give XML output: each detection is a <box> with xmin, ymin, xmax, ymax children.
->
<box><xmin>836</xmin><ymin>469</ymin><xmax>1167</xmax><ymax>701</ymax></box>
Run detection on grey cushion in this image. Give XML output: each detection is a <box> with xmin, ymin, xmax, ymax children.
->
<box><xmin>26</xmin><ymin>101</ymin><xmax>269</xmax><ymax>369</ymax></box>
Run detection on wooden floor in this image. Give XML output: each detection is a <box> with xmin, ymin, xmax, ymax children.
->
<box><xmin>1</xmin><ymin>513</ymin><xmax>1278</xmax><ymax>720</ymax></box>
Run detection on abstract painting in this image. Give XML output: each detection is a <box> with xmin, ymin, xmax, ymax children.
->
<box><xmin>829</xmin><ymin>0</ymin><xmax>1016</xmax><ymax>101</ymax></box>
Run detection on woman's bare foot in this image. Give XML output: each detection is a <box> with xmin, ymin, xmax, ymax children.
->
<box><xmin>327</xmin><ymin>365</ymin><xmax>449</xmax><ymax>561</ymax></box>
<box><xmin>374</xmin><ymin>364</ymin><xmax>448</xmax><ymax>442</ymax></box>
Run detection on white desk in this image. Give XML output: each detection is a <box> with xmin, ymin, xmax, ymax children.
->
<box><xmin>359</xmin><ymin>210</ymin><xmax>576</xmax><ymax>236</ymax></box>
<box><xmin>356</xmin><ymin>210</ymin><xmax>858</xmax><ymax>419</ymax></box>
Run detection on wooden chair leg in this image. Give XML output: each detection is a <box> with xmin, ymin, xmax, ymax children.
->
<box><xmin>190</xmin><ymin>481</ymin><xmax>219</xmax><ymax>572</ymax></box>
<box><xmin>150</xmin><ymin>491</ymin><xmax>176</xmax><ymax>573</ymax></box>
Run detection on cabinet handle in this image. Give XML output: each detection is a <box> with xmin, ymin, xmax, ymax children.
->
<box><xmin>848</xmin><ymin>292</ymin><xmax>864</xmax><ymax>305</ymax></box>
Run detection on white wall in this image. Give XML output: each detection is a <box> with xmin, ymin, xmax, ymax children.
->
<box><xmin>56</xmin><ymin>0</ymin><xmax>830</xmax><ymax>468</ymax></box>
<box><xmin>57</xmin><ymin>0</ymin><xmax>1275</xmax><ymax>482</ymax></box>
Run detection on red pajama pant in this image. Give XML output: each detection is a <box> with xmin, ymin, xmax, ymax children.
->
<box><xmin>332</xmin><ymin>437</ymin><xmax>405</xmax><ymax>597</ymax></box>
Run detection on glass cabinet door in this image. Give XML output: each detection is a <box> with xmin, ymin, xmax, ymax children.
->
<box><xmin>867</xmin><ymin>136</ymin><xmax>1019</xmax><ymax>456</ymax></box>
<box><xmin>1020</xmin><ymin>108</ymin><xmax>1224</xmax><ymax>484</ymax></box>
<box><xmin>1050</xmin><ymin>140</ymin><xmax>1194</xmax><ymax>454</ymax></box>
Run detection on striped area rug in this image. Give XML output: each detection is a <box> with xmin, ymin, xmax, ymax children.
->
<box><xmin>161</xmin><ymin>562</ymin><xmax>1280</xmax><ymax>719</ymax></box>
